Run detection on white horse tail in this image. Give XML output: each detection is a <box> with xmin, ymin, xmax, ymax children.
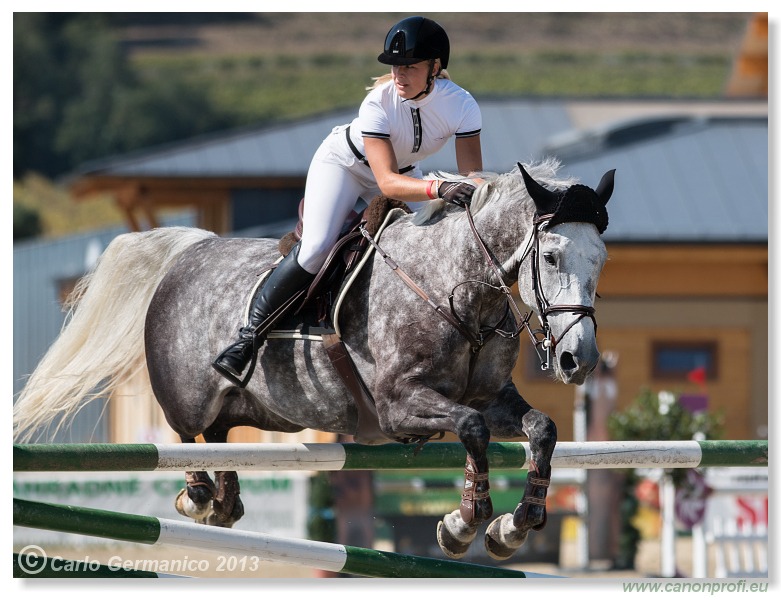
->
<box><xmin>13</xmin><ymin>226</ymin><xmax>217</xmax><ymax>443</ymax></box>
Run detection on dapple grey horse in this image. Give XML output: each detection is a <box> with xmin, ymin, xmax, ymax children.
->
<box><xmin>14</xmin><ymin>159</ymin><xmax>614</xmax><ymax>561</ymax></box>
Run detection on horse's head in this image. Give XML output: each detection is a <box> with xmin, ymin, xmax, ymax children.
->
<box><xmin>516</xmin><ymin>163</ymin><xmax>615</xmax><ymax>384</ymax></box>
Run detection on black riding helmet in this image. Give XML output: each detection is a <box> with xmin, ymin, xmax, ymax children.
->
<box><xmin>378</xmin><ymin>16</ymin><xmax>450</xmax><ymax>69</ymax></box>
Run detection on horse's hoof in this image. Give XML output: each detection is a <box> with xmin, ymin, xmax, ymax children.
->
<box><xmin>208</xmin><ymin>497</ymin><xmax>244</xmax><ymax>528</ymax></box>
<box><xmin>204</xmin><ymin>513</ymin><xmax>236</xmax><ymax>528</ymax></box>
<box><xmin>437</xmin><ymin>521</ymin><xmax>469</xmax><ymax>559</ymax></box>
<box><xmin>229</xmin><ymin>496</ymin><xmax>245</xmax><ymax>523</ymax></box>
<box><xmin>484</xmin><ymin>514</ymin><xmax>526</xmax><ymax>561</ymax></box>
<box><xmin>436</xmin><ymin>510</ymin><xmax>477</xmax><ymax>560</ymax></box>
<box><xmin>174</xmin><ymin>488</ymin><xmax>188</xmax><ymax>516</ymax></box>
<box><xmin>174</xmin><ymin>487</ymin><xmax>213</xmax><ymax>521</ymax></box>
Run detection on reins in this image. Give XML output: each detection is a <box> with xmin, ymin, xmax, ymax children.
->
<box><xmin>359</xmin><ymin>197</ymin><xmax>599</xmax><ymax>375</ymax></box>
<box><xmin>358</xmin><ymin>223</ymin><xmax>488</xmax><ymax>353</ymax></box>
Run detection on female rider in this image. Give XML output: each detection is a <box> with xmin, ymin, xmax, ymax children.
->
<box><xmin>213</xmin><ymin>15</ymin><xmax>484</xmax><ymax>384</ymax></box>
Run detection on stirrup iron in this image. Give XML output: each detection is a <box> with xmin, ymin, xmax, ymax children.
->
<box><xmin>211</xmin><ymin>332</ymin><xmax>261</xmax><ymax>388</ymax></box>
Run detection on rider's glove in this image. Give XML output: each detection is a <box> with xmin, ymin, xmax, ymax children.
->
<box><xmin>438</xmin><ymin>180</ymin><xmax>476</xmax><ymax>207</ymax></box>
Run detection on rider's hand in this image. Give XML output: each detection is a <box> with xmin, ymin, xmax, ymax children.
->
<box><xmin>438</xmin><ymin>181</ymin><xmax>476</xmax><ymax>207</ymax></box>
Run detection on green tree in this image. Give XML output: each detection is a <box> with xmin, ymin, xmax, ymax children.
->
<box><xmin>14</xmin><ymin>13</ymin><xmax>232</xmax><ymax>179</ymax></box>
<box><xmin>13</xmin><ymin>13</ymin><xmax>72</xmax><ymax>177</ymax></box>
<box><xmin>608</xmin><ymin>388</ymin><xmax>724</xmax><ymax>446</ymax></box>
<box><xmin>51</xmin><ymin>14</ymin><xmax>139</xmax><ymax>170</ymax></box>
<box><xmin>13</xmin><ymin>203</ymin><xmax>42</xmax><ymax>241</ymax></box>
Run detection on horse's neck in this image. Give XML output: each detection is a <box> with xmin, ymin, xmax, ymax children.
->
<box><xmin>468</xmin><ymin>194</ymin><xmax>535</xmax><ymax>285</ymax></box>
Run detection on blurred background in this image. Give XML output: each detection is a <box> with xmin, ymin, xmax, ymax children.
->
<box><xmin>13</xmin><ymin>12</ymin><xmax>768</xmax><ymax>579</ymax></box>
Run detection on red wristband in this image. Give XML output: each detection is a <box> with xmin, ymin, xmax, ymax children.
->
<box><xmin>426</xmin><ymin>179</ymin><xmax>438</xmax><ymax>200</ymax></box>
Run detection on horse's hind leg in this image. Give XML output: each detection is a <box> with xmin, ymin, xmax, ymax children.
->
<box><xmin>173</xmin><ymin>431</ymin><xmax>245</xmax><ymax>527</ymax></box>
<box><xmin>174</xmin><ymin>436</ymin><xmax>217</xmax><ymax>523</ymax></box>
<box><xmin>202</xmin><ymin>427</ymin><xmax>245</xmax><ymax>528</ymax></box>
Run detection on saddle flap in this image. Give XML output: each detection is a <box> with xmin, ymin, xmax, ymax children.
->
<box><xmin>303</xmin><ymin>228</ymin><xmax>366</xmax><ymax>307</ymax></box>
<box><xmin>331</xmin><ymin>203</ymin><xmax>410</xmax><ymax>337</ymax></box>
<box><xmin>277</xmin><ymin>195</ymin><xmax>412</xmax><ymax>324</ymax></box>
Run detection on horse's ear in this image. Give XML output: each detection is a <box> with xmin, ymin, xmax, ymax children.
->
<box><xmin>518</xmin><ymin>162</ymin><xmax>558</xmax><ymax>213</ymax></box>
<box><xmin>595</xmin><ymin>169</ymin><xmax>616</xmax><ymax>206</ymax></box>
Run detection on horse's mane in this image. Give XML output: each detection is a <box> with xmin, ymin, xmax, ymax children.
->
<box><xmin>412</xmin><ymin>157</ymin><xmax>577</xmax><ymax>225</ymax></box>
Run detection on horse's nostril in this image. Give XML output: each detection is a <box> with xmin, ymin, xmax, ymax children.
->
<box><xmin>559</xmin><ymin>352</ymin><xmax>577</xmax><ymax>371</ymax></box>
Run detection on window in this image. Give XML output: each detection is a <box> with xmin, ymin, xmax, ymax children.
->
<box><xmin>652</xmin><ymin>341</ymin><xmax>718</xmax><ymax>380</ymax></box>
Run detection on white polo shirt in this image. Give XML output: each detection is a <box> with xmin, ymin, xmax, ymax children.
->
<box><xmin>349</xmin><ymin>78</ymin><xmax>482</xmax><ymax>171</ymax></box>
<box><xmin>299</xmin><ymin>77</ymin><xmax>482</xmax><ymax>271</ymax></box>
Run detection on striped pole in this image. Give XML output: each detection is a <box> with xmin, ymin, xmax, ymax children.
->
<box><xmin>13</xmin><ymin>499</ymin><xmax>527</xmax><ymax>578</ymax></box>
<box><xmin>13</xmin><ymin>440</ymin><xmax>768</xmax><ymax>472</ymax></box>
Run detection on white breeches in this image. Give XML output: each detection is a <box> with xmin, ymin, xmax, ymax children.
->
<box><xmin>297</xmin><ymin>158</ymin><xmax>380</xmax><ymax>274</ymax></box>
<box><xmin>296</xmin><ymin>127</ymin><xmax>424</xmax><ymax>274</ymax></box>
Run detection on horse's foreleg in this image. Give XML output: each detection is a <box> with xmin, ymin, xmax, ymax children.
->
<box><xmin>481</xmin><ymin>386</ymin><xmax>557</xmax><ymax>560</ymax></box>
<box><xmin>375</xmin><ymin>382</ymin><xmax>493</xmax><ymax>560</ymax></box>
<box><xmin>435</xmin><ymin>410</ymin><xmax>496</xmax><ymax>559</ymax></box>
<box><xmin>513</xmin><ymin>409</ymin><xmax>555</xmax><ymax>529</ymax></box>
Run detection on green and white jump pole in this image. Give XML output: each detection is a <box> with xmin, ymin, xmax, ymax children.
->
<box><xmin>13</xmin><ymin>440</ymin><xmax>768</xmax><ymax>472</ymax></box>
<box><xmin>14</xmin><ymin>499</ymin><xmax>532</xmax><ymax>578</ymax></box>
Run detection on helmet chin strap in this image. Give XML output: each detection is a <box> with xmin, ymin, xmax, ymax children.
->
<box><xmin>402</xmin><ymin>60</ymin><xmax>438</xmax><ymax>102</ymax></box>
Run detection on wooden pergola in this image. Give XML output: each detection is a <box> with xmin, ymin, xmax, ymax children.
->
<box><xmin>69</xmin><ymin>174</ymin><xmax>304</xmax><ymax>235</ymax></box>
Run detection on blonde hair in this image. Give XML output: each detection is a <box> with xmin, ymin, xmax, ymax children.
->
<box><xmin>367</xmin><ymin>59</ymin><xmax>451</xmax><ymax>91</ymax></box>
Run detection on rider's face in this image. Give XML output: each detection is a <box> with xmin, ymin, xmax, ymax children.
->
<box><xmin>391</xmin><ymin>61</ymin><xmax>432</xmax><ymax>99</ymax></box>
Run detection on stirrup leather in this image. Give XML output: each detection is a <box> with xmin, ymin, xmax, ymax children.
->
<box><xmin>213</xmin><ymin>285</ymin><xmax>310</xmax><ymax>388</ymax></box>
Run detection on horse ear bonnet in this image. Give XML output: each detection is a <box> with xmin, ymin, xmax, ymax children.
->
<box><xmin>546</xmin><ymin>184</ymin><xmax>610</xmax><ymax>234</ymax></box>
<box><xmin>519</xmin><ymin>163</ymin><xmax>614</xmax><ymax>234</ymax></box>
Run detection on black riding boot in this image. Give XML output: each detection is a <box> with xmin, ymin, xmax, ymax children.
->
<box><xmin>212</xmin><ymin>245</ymin><xmax>314</xmax><ymax>385</ymax></box>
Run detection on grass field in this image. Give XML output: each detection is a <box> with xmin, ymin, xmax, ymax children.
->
<box><xmin>126</xmin><ymin>12</ymin><xmax>752</xmax><ymax>126</ymax></box>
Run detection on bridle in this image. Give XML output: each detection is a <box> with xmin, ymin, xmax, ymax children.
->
<box><xmin>524</xmin><ymin>213</ymin><xmax>597</xmax><ymax>370</ymax></box>
<box><xmin>360</xmin><ymin>199</ymin><xmax>599</xmax><ymax>374</ymax></box>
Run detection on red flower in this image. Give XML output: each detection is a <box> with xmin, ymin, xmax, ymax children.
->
<box><xmin>687</xmin><ymin>366</ymin><xmax>707</xmax><ymax>386</ymax></box>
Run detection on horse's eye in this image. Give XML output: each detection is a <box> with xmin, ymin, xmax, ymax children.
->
<box><xmin>543</xmin><ymin>252</ymin><xmax>556</xmax><ymax>266</ymax></box>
